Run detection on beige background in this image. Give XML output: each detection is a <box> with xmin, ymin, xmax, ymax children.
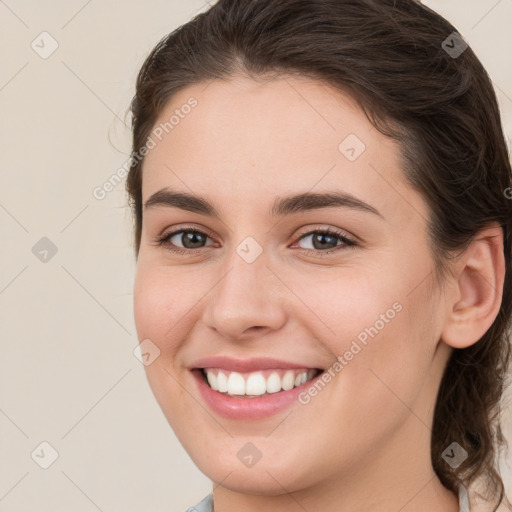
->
<box><xmin>0</xmin><ymin>0</ymin><xmax>511</xmax><ymax>511</ymax></box>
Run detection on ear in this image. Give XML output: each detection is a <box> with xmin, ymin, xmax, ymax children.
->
<box><xmin>441</xmin><ymin>223</ymin><xmax>505</xmax><ymax>349</ymax></box>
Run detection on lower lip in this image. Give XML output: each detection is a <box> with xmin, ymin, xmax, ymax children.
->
<box><xmin>192</xmin><ymin>369</ymin><xmax>323</xmax><ymax>420</ymax></box>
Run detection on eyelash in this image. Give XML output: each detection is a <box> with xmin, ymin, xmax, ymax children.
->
<box><xmin>154</xmin><ymin>226</ymin><xmax>357</xmax><ymax>257</ymax></box>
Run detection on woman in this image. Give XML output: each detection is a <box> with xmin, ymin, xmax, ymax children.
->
<box><xmin>126</xmin><ymin>0</ymin><xmax>512</xmax><ymax>510</ymax></box>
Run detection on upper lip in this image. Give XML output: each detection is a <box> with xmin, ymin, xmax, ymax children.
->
<box><xmin>191</xmin><ymin>356</ymin><xmax>322</xmax><ymax>373</ymax></box>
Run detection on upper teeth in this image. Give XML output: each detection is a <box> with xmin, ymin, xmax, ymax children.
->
<box><xmin>204</xmin><ymin>368</ymin><xmax>318</xmax><ymax>396</ymax></box>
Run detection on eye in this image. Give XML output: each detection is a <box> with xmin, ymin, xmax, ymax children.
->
<box><xmin>293</xmin><ymin>227</ymin><xmax>357</xmax><ymax>255</ymax></box>
<box><xmin>153</xmin><ymin>226</ymin><xmax>357</xmax><ymax>257</ymax></box>
<box><xmin>155</xmin><ymin>227</ymin><xmax>216</xmax><ymax>255</ymax></box>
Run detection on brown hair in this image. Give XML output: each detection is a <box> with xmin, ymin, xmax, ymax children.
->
<box><xmin>126</xmin><ymin>0</ymin><xmax>512</xmax><ymax>507</ymax></box>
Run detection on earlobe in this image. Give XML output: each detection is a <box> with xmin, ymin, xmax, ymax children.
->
<box><xmin>441</xmin><ymin>224</ymin><xmax>505</xmax><ymax>349</ymax></box>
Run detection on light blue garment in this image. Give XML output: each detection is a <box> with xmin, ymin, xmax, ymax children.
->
<box><xmin>458</xmin><ymin>483</ymin><xmax>470</xmax><ymax>512</ymax></box>
<box><xmin>186</xmin><ymin>492</ymin><xmax>213</xmax><ymax>512</ymax></box>
<box><xmin>187</xmin><ymin>483</ymin><xmax>471</xmax><ymax>511</ymax></box>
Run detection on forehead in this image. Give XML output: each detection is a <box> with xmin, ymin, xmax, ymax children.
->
<box><xmin>141</xmin><ymin>74</ymin><xmax>416</xmax><ymax>220</ymax></box>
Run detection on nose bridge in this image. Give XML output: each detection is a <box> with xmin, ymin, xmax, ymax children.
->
<box><xmin>203</xmin><ymin>237</ymin><xmax>285</xmax><ymax>339</ymax></box>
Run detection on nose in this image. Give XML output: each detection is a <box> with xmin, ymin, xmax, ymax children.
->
<box><xmin>202</xmin><ymin>247</ymin><xmax>287</xmax><ymax>342</ymax></box>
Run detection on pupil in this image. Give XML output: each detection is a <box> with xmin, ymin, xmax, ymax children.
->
<box><xmin>183</xmin><ymin>232</ymin><xmax>204</xmax><ymax>249</ymax></box>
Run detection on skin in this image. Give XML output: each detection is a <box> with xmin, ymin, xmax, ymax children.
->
<box><xmin>133</xmin><ymin>74</ymin><xmax>505</xmax><ymax>512</ymax></box>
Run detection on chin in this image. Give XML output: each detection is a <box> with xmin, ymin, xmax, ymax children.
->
<box><xmin>186</xmin><ymin>439</ymin><xmax>319</xmax><ymax>496</ymax></box>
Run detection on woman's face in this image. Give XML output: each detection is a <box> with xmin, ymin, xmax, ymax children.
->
<box><xmin>133</xmin><ymin>75</ymin><xmax>452</xmax><ymax>495</ymax></box>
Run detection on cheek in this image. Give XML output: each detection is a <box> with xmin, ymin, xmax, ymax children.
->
<box><xmin>133</xmin><ymin>265</ymin><xmax>198</xmax><ymax>420</ymax></box>
<box><xmin>133</xmin><ymin>264</ymin><xmax>199</xmax><ymax>353</ymax></box>
<box><xmin>291</xmin><ymin>262</ymin><xmax>406</xmax><ymax>351</ymax></box>
<box><xmin>301</xmin><ymin>257</ymin><xmax>436</xmax><ymax>401</ymax></box>
<box><xmin>343</xmin><ymin>286</ymin><xmax>436</xmax><ymax>428</ymax></box>
<box><xmin>292</xmin><ymin>280</ymin><xmax>435</xmax><ymax>472</ymax></box>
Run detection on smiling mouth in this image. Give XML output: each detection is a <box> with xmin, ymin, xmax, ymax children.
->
<box><xmin>197</xmin><ymin>367</ymin><xmax>323</xmax><ymax>398</ymax></box>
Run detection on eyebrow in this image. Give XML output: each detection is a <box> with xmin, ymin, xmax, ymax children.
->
<box><xmin>144</xmin><ymin>188</ymin><xmax>383</xmax><ymax>219</ymax></box>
